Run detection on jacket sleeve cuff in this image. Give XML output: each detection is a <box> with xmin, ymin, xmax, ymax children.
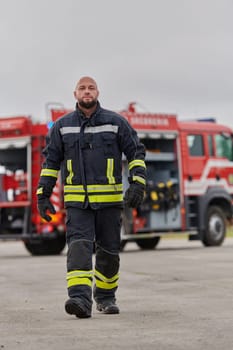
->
<box><xmin>128</xmin><ymin>175</ymin><xmax>146</xmax><ymax>186</ymax></box>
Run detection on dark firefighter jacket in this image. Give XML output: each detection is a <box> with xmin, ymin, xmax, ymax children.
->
<box><xmin>37</xmin><ymin>102</ymin><xmax>146</xmax><ymax>209</ymax></box>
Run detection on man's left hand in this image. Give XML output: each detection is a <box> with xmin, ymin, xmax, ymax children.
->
<box><xmin>124</xmin><ymin>183</ymin><xmax>145</xmax><ymax>208</ymax></box>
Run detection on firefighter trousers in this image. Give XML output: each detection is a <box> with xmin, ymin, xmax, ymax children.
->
<box><xmin>66</xmin><ymin>206</ymin><xmax>122</xmax><ymax>312</ymax></box>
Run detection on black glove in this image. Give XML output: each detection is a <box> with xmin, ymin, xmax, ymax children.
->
<box><xmin>124</xmin><ymin>183</ymin><xmax>145</xmax><ymax>208</ymax></box>
<box><xmin>37</xmin><ymin>197</ymin><xmax>56</xmax><ymax>222</ymax></box>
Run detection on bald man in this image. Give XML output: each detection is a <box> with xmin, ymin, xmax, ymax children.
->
<box><xmin>37</xmin><ymin>76</ymin><xmax>146</xmax><ymax>318</ymax></box>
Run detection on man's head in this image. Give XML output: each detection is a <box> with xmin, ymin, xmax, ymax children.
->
<box><xmin>74</xmin><ymin>76</ymin><xmax>99</xmax><ymax>110</ymax></box>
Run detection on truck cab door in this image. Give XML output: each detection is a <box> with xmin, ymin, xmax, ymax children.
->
<box><xmin>185</xmin><ymin>133</ymin><xmax>207</xmax><ymax>182</ymax></box>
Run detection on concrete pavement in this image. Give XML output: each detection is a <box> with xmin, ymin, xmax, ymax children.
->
<box><xmin>1</xmin><ymin>238</ymin><xmax>233</xmax><ymax>349</ymax></box>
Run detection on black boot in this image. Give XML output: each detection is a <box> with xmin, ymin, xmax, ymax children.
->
<box><xmin>65</xmin><ymin>298</ymin><xmax>92</xmax><ymax>318</ymax></box>
<box><xmin>96</xmin><ymin>300</ymin><xmax>120</xmax><ymax>314</ymax></box>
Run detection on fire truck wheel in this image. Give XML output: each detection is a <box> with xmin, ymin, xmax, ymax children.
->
<box><xmin>202</xmin><ymin>206</ymin><xmax>226</xmax><ymax>247</ymax></box>
<box><xmin>23</xmin><ymin>235</ymin><xmax>66</xmax><ymax>255</ymax></box>
<box><xmin>120</xmin><ymin>239</ymin><xmax>127</xmax><ymax>252</ymax></box>
<box><xmin>136</xmin><ymin>237</ymin><xmax>160</xmax><ymax>250</ymax></box>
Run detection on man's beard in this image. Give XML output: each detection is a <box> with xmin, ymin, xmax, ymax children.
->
<box><xmin>79</xmin><ymin>99</ymin><xmax>97</xmax><ymax>109</ymax></box>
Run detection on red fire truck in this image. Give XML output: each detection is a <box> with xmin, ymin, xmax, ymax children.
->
<box><xmin>0</xmin><ymin>105</ymin><xmax>233</xmax><ymax>254</ymax></box>
<box><xmin>0</xmin><ymin>115</ymin><xmax>66</xmax><ymax>255</ymax></box>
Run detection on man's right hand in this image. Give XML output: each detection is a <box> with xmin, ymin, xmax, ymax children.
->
<box><xmin>37</xmin><ymin>197</ymin><xmax>56</xmax><ymax>222</ymax></box>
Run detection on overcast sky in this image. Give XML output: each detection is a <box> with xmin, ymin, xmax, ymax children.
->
<box><xmin>0</xmin><ymin>0</ymin><xmax>233</xmax><ymax>125</ymax></box>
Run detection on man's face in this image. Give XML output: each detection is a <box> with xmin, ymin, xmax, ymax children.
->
<box><xmin>74</xmin><ymin>77</ymin><xmax>99</xmax><ymax>109</ymax></box>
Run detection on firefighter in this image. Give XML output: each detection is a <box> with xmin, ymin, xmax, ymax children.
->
<box><xmin>36</xmin><ymin>76</ymin><xmax>146</xmax><ymax>318</ymax></box>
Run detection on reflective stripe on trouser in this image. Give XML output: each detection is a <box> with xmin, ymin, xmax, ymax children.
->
<box><xmin>94</xmin><ymin>245</ymin><xmax>120</xmax><ymax>304</ymax></box>
<box><xmin>66</xmin><ymin>207</ymin><xmax>122</xmax><ymax>306</ymax></box>
<box><xmin>66</xmin><ymin>239</ymin><xmax>94</xmax><ymax>310</ymax></box>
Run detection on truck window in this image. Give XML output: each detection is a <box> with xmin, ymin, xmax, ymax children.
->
<box><xmin>208</xmin><ymin>135</ymin><xmax>214</xmax><ymax>156</ymax></box>
<box><xmin>187</xmin><ymin>134</ymin><xmax>204</xmax><ymax>156</ymax></box>
<box><xmin>215</xmin><ymin>134</ymin><xmax>233</xmax><ymax>160</ymax></box>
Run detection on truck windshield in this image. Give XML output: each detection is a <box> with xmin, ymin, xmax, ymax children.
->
<box><xmin>215</xmin><ymin>134</ymin><xmax>233</xmax><ymax>161</ymax></box>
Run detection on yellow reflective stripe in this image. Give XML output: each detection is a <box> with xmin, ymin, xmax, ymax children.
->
<box><xmin>95</xmin><ymin>279</ymin><xmax>118</xmax><ymax>290</ymax></box>
<box><xmin>88</xmin><ymin>194</ymin><xmax>123</xmax><ymax>203</ymax></box>
<box><xmin>94</xmin><ymin>270</ymin><xmax>119</xmax><ymax>283</ymax></box>
<box><xmin>36</xmin><ymin>187</ymin><xmax>43</xmax><ymax>195</ymax></box>
<box><xmin>64</xmin><ymin>184</ymin><xmax>123</xmax><ymax>193</ymax></box>
<box><xmin>128</xmin><ymin>159</ymin><xmax>146</xmax><ymax>170</ymax></box>
<box><xmin>66</xmin><ymin>160</ymin><xmax>74</xmax><ymax>184</ymax></box>
<box><xmin>66</xmin><ymin>270</ymin><xmax>93</xmax><ymax>288</ymax></box>
<box><xmin>67</xmin><ymin>277</ymin><xmax>92</xmax><ymax>288</ymax></box>
<box><xmin>67</xmin><ymin>270</ymin><xmax>93</xmax><ymax>280</ymax></box>
<box><xmin>106</xmin><ymin>158</ymin><xmax>115</xmax><ymax>184</ymax></box>
<box><xmin>132</xmin><ymin>175</ymin><xmax>146</xmax><ymax>185</ymax></box>
<box><xmin>87</xmin><ymin>184</ymin><xmax>122</xmax><ymax>192</ymax></box>
<box><xmin>64</xmin><ymin>193</ymin><xmax>123</xmax><ymax>203</ymax></box>
<box><xmin>41</xmin><ymin>168</ymin><xmax>58</xmax><ymax>178</ymax></box>
<box><xmin>64</xmin><ymin>185</ymin><xmax>85</xmax><ymax>192</ymax></box>
<box><xmin>64</xmin><ymin>194</ymin><xmax>86</xmax><ymax>202</ymax></box>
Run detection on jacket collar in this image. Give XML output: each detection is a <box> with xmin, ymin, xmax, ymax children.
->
<box><xmin>75</xmin><ymin>101</ymin><xmax>101</xmax><ymax>120</ymax></box>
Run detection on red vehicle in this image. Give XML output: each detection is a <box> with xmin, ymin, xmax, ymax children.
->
<box><xmin>0</xmin><ymin>115</ymin><xmax>66</xmax><ymax>255</ymax></box>
<box><xmin>0</xmin><ymin>105</ymin><xmax>233</xmax><ymax>254</ymax></box>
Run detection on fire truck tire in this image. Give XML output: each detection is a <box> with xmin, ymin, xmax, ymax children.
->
<box><xmin>202</xmin><ymin>206</ymin><xmax>226</xmax><ymax>247</ymax></box>
<box><xmin>120</xmin><ymin>239</ymin><xmax>127</xmax><ymax>252</ymax></box>
<box><xmin>23</xmin><ymin>235</ymin><xmax>66</xmax><ymax>255</ymax></box>
<box><xmin>136</xmin><ymin>237</ymin><xmax>160</xmax><ymax>250</ymax></box>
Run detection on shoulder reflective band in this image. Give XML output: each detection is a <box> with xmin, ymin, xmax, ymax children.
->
<box><xmin>84</xmin><ymin>125</ymin><xmax>119</xmax><ymax>134</ymax></box>
<box><xmin>60</xmin><ymin>124</ymin><xmax>119</xmax><ymax>135</ymax></box>
<box><xmin>60</xmin><ymin>126</ymin><xmax>81</xmax><ymax>135</ymax></box>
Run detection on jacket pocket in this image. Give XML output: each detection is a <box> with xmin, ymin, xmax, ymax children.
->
<box><xmin>63</xmin><ymin>135</ymin><xmax>79</xmax><ymax>160</ymax></box>
<box><xmin>102</xmin><ymin>133</ymin><xmax>116</xmax><ymax>156</ymax></box>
